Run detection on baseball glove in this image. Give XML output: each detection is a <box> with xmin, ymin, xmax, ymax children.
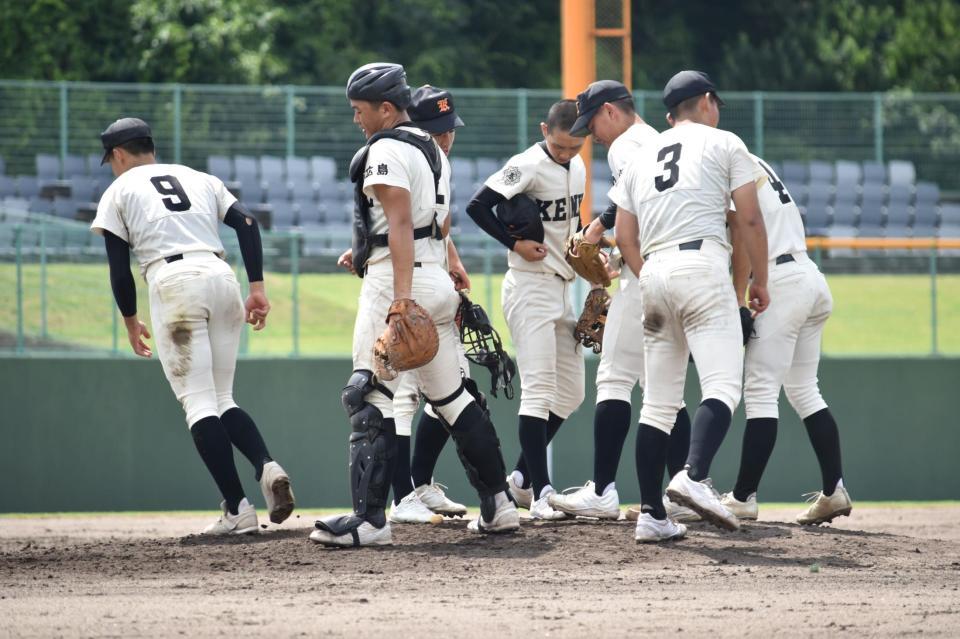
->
<box><xmin>566</xmin><ymin>231</ymin><xmax>612</xmax><ymax>287</ymax></box>
<box><xmin>574</xmin><ymin>288</ymin><xmax>612</xmax><ymax>353</ymax></box>
<box><xmin>739</xmin><ymin>306</ymin><xmax>755</xmax><ymax>346</ymax></box>
<box><xmin>373</xmin><ymin>299</ymin><xmax>439</xmax><ymax>380</ymax></box>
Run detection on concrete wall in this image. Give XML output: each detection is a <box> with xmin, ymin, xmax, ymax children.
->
<box><xmin>2</xmin><ymin>356</ymin><xmax>957</xmax><ymax>512</ymax></box>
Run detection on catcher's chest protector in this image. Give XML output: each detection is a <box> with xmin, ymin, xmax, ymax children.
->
<box><xmin>348</xmin><ymin>128</ymin><xmax>444</xmax><ymax>278</ymax></box>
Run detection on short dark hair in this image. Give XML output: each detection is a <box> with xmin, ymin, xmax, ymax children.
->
<box><xmin>546</xmin><ymin>99</ymin><xmax>579</xmax><ymax>132</ymax></box>
<box><xmin>669</xmin><ymin>93</ymin><xmax>712</xmax><ymax>121</ymax></box>
<box><xmin>117</xmin><ymin>137</ymin><xmax>155</xmax><ymax>157</ymax></box>
<box><xmin>610</xmin><ymin>96</ymin><xmax>636</xmax><ymax>115</ymax></box>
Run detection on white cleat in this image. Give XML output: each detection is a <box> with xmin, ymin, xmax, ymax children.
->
<box><xmin>202</xmin><ymin>498</ymin><xmax>259</xmax><ymax>535</ymax></box>
<box><xmin>506</xmin><ymin>473</ymin><xmax>533</xmax><ymax>510</ymax></box>
<box><xmin>666</xmin><ymin>470</ymin><xmax>740</xmax><ymax>532</ymax></box>
<box><xmin>796</xmin><ymin>486</ymin><xmax>853</xmax><ymax>525</ymax></box>
<box><xmin>529</xmin><ymin>493</ymin><xmax>568</xmax><ymax>521</ymax></box>
<box><xmin>548</xmin><ymin>481</ymin><xmax>621</xmax><ymax>519</ymax></box>
<box><xmin>720</xmin><ymin>492</ymin><xmax>758</xmax><ymax>521</ymax></box>
<box><xmin>309</xmin><ymin>520</ymin><xmax>393</xmax><ymax>547</ymax></box>
<box><xmin>467</xmin><ymin>498</ymin><xmax>520</xmax><ymax>534</ymax></box>
<box><xmin>634</xmin><ymin>512</ymin><xmax>687</xmax><ymax>543</ymax></box>
<box><xmin>389</xmin><ymin>491</ymin><xmax>443</xmax><ymax>524</ymax></box>
<box><xmin>415</xmin><ymin>482</ymin><xmax>468</xmax><ymax>518</ymax></box>
<box><xmin>664</xmin><ymin>494</ymin><xmax>702</xmax><ymax>523</ymax></box>
<box><xmin>259</xmin><ymin>461</ymin><xmax>295</xmax><ymax>524</ymax></box>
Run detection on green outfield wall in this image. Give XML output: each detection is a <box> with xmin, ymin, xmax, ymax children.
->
<box><xmin>2</xmin><ymin>357</ymin><xmax>957</xmax><ymax>513</ymax></box>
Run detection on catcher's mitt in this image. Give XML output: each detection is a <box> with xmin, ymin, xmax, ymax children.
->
<box><xmin>373</xmin><ymin>299</ymin><xmax>439</xmax><ymax>380</ymax></box>
<box><xmin>566</xmin><ymin>231</ymin><xmax>612</xmax><ymax>287</ymax></box>
<box><xmin>575</xmin><ymin>288</ymin><xmax>612</xmax><ymax>353</ymax></box>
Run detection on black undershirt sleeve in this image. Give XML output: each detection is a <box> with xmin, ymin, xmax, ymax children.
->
<box><xmin>465</xmin><ymin>186</ymin><xmax>516</xmax><ymax>250</ymax></box>
<box><xmin>223</xmin><ymin>202</ymin><xmax>264</xmax><ymax>283</ymax></box>
<box><xmin>599</xmin><ymin>202</ymin><xmax>617</xmax><ymax>230</ymax></box>
<box><xmin>104</xmin><ymin>231</ymin><xmax>137</xmax><ymax>318</ymax></box>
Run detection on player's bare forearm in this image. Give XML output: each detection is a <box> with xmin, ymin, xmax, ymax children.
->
<box><xmin>614</xmin><ymin>207</ymin><xmax>643</xmax><ymax>278</ymax></box>
<box><xmin>730</xmin><ymin>183</ymin><xmax>770</xmax><ymax>312</ymax></box>
<box><xmin>447</xmin><ymin>239</ymin><xmax>470</xmax><ymax>290</ymax></box>
<box><xmin>728</xmin><ymin>210</ymin><xmax>751</xmax><ymax>304</ymax></box>
<box><xmin>375</xmin><ymin>184</ymin><xmax>414</xmax><ymax>300</ymax></box>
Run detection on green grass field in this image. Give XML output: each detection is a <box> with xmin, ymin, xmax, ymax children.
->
<box><xmin>2</xmin><ymin>264</ymin><xmax>958</xmax><ymax>356</ymax></box>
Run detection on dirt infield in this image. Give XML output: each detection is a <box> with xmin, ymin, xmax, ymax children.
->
<box><xmin>2</xmin><ymin>505</ymin><xmax>959</xmax><ymax>637</ymax></box>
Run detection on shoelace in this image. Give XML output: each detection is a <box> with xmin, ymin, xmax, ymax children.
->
<box><xmin>558</xmin><ymin>482</ymin><xmax>592</xmax><ymax>495</ymax></box>
<box><xmin>801</xmin><ymin>491</ymin><xmax>822</xmax><ymax>503</ymax></box>
<box><xmin>431</xmin><ymin>482</ymin><xmax>450</xmax><ymax>496</ymax></box>
<box><xmin>702</xmin><ymin>477</ymin><xmax>722</xmax><ymax>500</ymax></box>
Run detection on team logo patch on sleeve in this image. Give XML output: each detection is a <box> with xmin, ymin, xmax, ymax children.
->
<box><xmin>378</xmin><ymin>163</ymin><xmax>389</xmax><ymax>175</ymax></box>
<box><xmin>502</xmin><ymin>166</ymin><xmax>521</xmax><ymax>185</ymax></box>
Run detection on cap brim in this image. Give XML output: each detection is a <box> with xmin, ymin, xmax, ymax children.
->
<box><xmin>570</xmin><ymin>107</ymin><xmax>599</xmax><ymax>137</ymax></box>
<box><xmin>100</xmin><ymin>149</ymin><xmax>112</xmax><ymax>166</ymax></box>
<box><xmin>414</xmin><ymin>112</ymin><xmax>464</xmax><ymax>134</ymax></box>
<box><xmin>714</xmin><ymin>92</ymin><xmax>726</xmax><ymax>107</ymax></box>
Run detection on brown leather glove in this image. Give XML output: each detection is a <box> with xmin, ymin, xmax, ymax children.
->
<box><xmin>373</xmin><ymin>299</ymin><xmax>439</xmax><ymax>380</ymax></box>
<box><xmin>566</xmin><ymin>230</ymin><xmax>613</xmax><ymax>287</ymax></box>
<box><xmin>574</xmin><ymin>288</ymin><xmax>612</xmax><ymax>354</ymax></box>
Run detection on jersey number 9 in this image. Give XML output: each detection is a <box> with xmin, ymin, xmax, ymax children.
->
<box><xmin>150</xmin><ymin>176</ymin><xmax>192</xmax><ymax>212</ymax></box>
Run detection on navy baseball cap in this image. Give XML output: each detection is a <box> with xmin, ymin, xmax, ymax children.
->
<box><xmin>662</xmin><ymin>70</ymin><xmax>725</xmax><ymax>109</ymax></box>
<box><xmin>409</xmin><ymin>86</ymin><xmax>464</xmax><ymax>134</ymax></box>
<box><xmin>100</xmin><ymin>117</ymin><xmax>152</xmax><ymax>165</ymax></box>
<box><xmin>570</xmin><ymin>80</ymin><xmax>633</xmax><ymax>137</ymax></box>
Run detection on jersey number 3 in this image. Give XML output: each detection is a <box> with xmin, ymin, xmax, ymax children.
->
<box><xmin>654</xmin><ymin>143</ymin><xmax>682</xmax><ymax>192</ymax></box>
<box><xmin>150</xmin><ymin>176</ymin><xmax>192</xmax><ymax>212</ymax></box>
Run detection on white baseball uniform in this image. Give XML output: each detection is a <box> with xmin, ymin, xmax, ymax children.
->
<box><xmin>484</xmin><ymin>143</ymin><xmax>586</xmax><ymax>420</ymax></box>
<box><xmin>742</xmin><ymin>155</ymin><xmax>831</xmax><ymax>420</ymax></box>
<box><xmin>91</xmin><ymin>163</ymin><xmax>243</xmax><ymax>427</ymax></box>
<box><xmin>595</xmin><ymin>121</ymin><xmax>658</xmax><ymax>404</ymax></box>
<box><xmin>352</xmin><ymin>127</ymin><xmax>474</xmax><ymax>425</ymax></box>
<box><xmin>610</xmin><ymin>122</ymin><xmax>760</xmax><ymax>433</ymax></box>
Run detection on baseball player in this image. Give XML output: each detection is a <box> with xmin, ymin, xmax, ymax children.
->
<box><xmin>611</xmin><ymin>70</ymin><xmax>770</xmax><ymax>542</ymax></box>
<box><xmin>719</xmin><ymin>154</ymin><xmax>852</xmax><ymax>525</ymax></box>
<box><xmin>546</xmin><ymin>81</ymin><xmax>696</xmax><ymax>522</ymax></box>
<box><xmin>91</xmin><ymin>117</ymin><xmax>295</xmax><ymax>535</ymax></box>
<box><xmin>311</xmin><ymin>63</ymin><xmax>518</xmax><ymax>547</ymax></box>
<box><xmin>466</xmin><ymin>100</ymin><xmax>586</xmax><ymax>520</ymax></box>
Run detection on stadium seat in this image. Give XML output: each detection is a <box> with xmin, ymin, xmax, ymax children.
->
<box><xmin>808</xmin><ymin>160</ymin><xmax>833</xmax><ymax>183</ymax></box>
<box><xmin>70</xmin><ymin>179</ymin><xmax>96</xmax><ymax>203</ymax></box>
<box><xmin>451</xmin><ymin>158</ymin><xmax>475</xmax><ymax>184</ymax></box>
<box><xmin>781</xmin><ymin>161</ymin><xmax>808</xmax><ymax>186</ymax></box>
<box><xmin>886</xmin><ymin>184</ymin><xmax>912</xmax><ymax>228</ymax></box>
<box><xmin>28</xmin><ymin>197</ymin><xmax>53</xmax><ymax>215</ymax></box>
<box><xmin>592</xmin><ymin>159</ymin><xmax>612</xmax><ymax>183</ymax></box>
<box><xmin>87</xmin><ymin>153</ymin><xmax>113</xmax><ymax>178</ymax></box>
<box><xmin>289</xmin><ymin>178</ymin><xmax>316</xmax><ymax>200</ymax></box>
<box><xmin>36</xmin><ymin>153</ymin><xmax>60</xmax><ymax>180</ymax></box>
<box><xmin>270</xmin><ymin>200</ymin><xmax>297</xmax><ymax>229</ymax></box>
<box><xmin>238</xmin><ymin>179</ymin><xmax>265</xmax><ymax>204</ymax></box>
<box><xmin>52</xmin><ymin>197</ymin><xmax>76</xmax><ymax>219</ymax></box>
<box><xmin>862</xmin><ymin>161</ymin><xmax>885</xmax><ymax>185</ymax></box>
<box><xmin>260</xmin><ymin>156</ymin><xmax>285</xmax><ymax>184</ymax></box>
<box><xmin>939</xmin><ymin>203</ymin><xmax>960</xmax><ymax>227</ymax></box>
<box><xmin>310</xmin><ymin>156</ymin><xmax>337</xmax><ymax>185</ymax></box>
<box><xmin>286</xmin><ymin>156</ymin><xmax>310</xmax><ymax>185</ymax></box>
<box><xmin>207</xmin><ymin>155</ymin><xmax>233</xmax><ymax>182</ymax></box>
<box><xmin>806</xmin><ymin>180</ymin><xmax>831</xmax><ymax>212</ymax></box>
<box><xmin>234</xmin><ymin>155</ymin><xmax>258</xmax><ymax>179</ymax></box>
<box><xmin>0</xmin><ymin>175</ymin><xmax>15</xmax><ymax>197</ymax></box>
<box><xmin>835</xmin><ymin>160</ymin><xmax>861</xmax><ymax>188</ymax></box>
<box><xmin>884</xmin><ymin>223</ymin><xmax>912</xmax><ymax>239</ymax></box>
<box><xmin>888</xmin><ymin>160</ymin><xmax>915</xmax><ymax>188</ymax></box>
<box><xmin>804</xmin><ymin>205</ymin><xmax>829</xmax><ymax>235</ymax></box>
<box><xmin>3</xmin><ymin>196</ymin><xmax>30</xmax><ymax>213</ymax></box>
<box><xmin>263</xmin><ymin>180</ymin><xmax>290</xmax><ymax>203</ymax></box>
<box><xmin>859</xmin><ymin>184</ymin><xmax>884</xmax><ymax>229</ymax></box>
<box><xmin>592</xmin><ymin>179</ymin><xmax>612</xmax><ymax>212</ymax></box>
<box><xmin>16</xmin><ymin>176</ymin><xmax>40</xmax><ymax>199</ymax></box>
<box><xmin>475</xmin><ymin>158</ymin><xmax>501</xmax><ymax>181</ymax></box>
<box><xmin>63</xmin><ymin>154</ymin><xmax>86</xmax><ymax>178</ymax></box>
<box><xmin>830</xmin><ymin>201</ymin><xmax>858</xmax><ymax>228</ymax></box>
<box><xmin>938</xmin><ymin>223</ymin><xmax>960</xmax><ymax>238</ymax></box>
<box><xmin>295</xmin><ymin>196</ymin><xmax>322</xmax><ymax>225</ymax></box>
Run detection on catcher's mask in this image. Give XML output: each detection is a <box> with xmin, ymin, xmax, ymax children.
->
<box><xmin>457</xmin><ymin>293</ymin><xmax>516</xmax><ymax>399</ymax></box>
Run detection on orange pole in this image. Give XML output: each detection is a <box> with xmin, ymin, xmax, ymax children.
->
<box><xmin>562</xmin><ymin>0</ymin><xmax>595</xmax><ymax>226</ymax></box>
<box><xmin>806</xmin><ymin>237</ymin><xmax>960</xmax><ymax>250</ymax></box>
<box><xmin>622</xmin><ymin>0</ymin><xmax>631</xmax><ymax>89</ymax></box>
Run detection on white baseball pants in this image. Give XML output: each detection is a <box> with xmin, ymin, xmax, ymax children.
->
<box><xmin>595</xmin><ymin>268</ymin><xmax>646</xmax><ymax>404</ymax></box>
<box><xmin>146</xmin><ymin>253</ymin><xmax>243</xmax><ymax>427</ymax></box>
<box><xmin>502</xmin><ymin>269</ymin><xmax>585</xmax><ymax>421</ymax></box>
<box><xmin>744</xmin><ymin>253</ymin><xmax>832</xmax><ymax>420</ymax></box>
<box><xmin>638</xmin><ymin>240</ymin><xmax>743</xmax><ymax>434</ymax></box>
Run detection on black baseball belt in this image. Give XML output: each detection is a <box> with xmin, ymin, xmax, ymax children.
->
<box><xmin>775</xmin><ymin>253</ymin><xmax>796</xmax><ymax>265</ymax></box>
<box><xmin>643</xmin><ymin>239</ymin><xmax>703</xmax><ymax>261</ymax></box>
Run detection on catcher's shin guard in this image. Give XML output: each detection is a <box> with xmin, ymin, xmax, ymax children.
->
<box><xmin>341</xmin><ymin>370</ymin><xmax>396</xmax><ymax>528</ymax></box>
<box><xmin>446</xmin><ymin>400</ymin><xmax>510</xmax><ymax>523</ymax></box>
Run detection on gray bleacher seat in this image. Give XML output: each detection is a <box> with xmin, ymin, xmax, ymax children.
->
<box><xmin>592</xmin><ymin>159</ymin><xmax>612</xmax><ymax>182</ymax></box>
<box><xmin>451</xmin><ymin>158</ymin><xmax>475</xmax><ymax>184</ymax></box>
<box><xmin>3</xmin><ymin>196</ymin><xmax>30</xmax><ymax>213</ymax></box>
<box><xmin>63</xmin><ymin>154</ymin><xmax>86</xmax><ymax>178</ymax></box>
<box><xmin>804</xmin><ymin>205</ymin><xmax>829</xmax><ymax>234</ymax></box>
<box><xmin>52</xmin><ymin>197</ymin><xmax>76</xmax><ymax>219</ymax></box>
<box><xmin>914</xmin><ymin>181</ymin><xmax>939</xmax><ymax>234</ymax></box>
<box><xmin>592</xmin><ymin>179</ymin><xmax>612</xmax><ymax>211</ymax></box>
<box><xmin>452</xmin><ymin>174</ymin><xmax>476</xmax><ymax>204</ymax></box>
<box><xmin>87</xmin><ymin>153</ymin><xmax>113</xmax><ymax>178</ymax></box>
<box><xmin>862</xmin><ymin>161</ymin><xmax>885</xmax><ymax>185</ymax></box>
<box><xmin>36</xmin><ymin>153</ymin><xmax>60</xmax><ymax>180</ymax></box>
<box><xmin>16</xmin><ymin>176</ymin><xmax>39</xmax><ymax>199</ymax></box>
<box><xmin>295</xmin><ymin>196</ymin><xmax>322</xmax><ymax>225</ymax></box>
<box><xmin>938</xmin><ymin>223</ymin><xmax>960</xmax><ymax>238</ymax></box>
<box><xmin>263</xmin><ymin>180</ymin><xmax>290</xmax><ymax>203</ymax></box>
<box><xmin>289</xmin><ymin>178</ymin><xmax>315</xmax><ymax>200</ymax></box>
<box><xmin>28</xmin><ymin>197</ymin><xmax>53</xmax><ymax>215</ymax></box>
<box><xmin>234</xmin><ymin>155</ymin><xmax>258</xmax><ymax>178</ymax></box>
<box><xmin>939</xmin><ymin>203</ymin><xmax>960</xmax><ymax>226</ymax></box>
<box><xmin>310</xmin><ymin>156</ymin><xmax>337</xmax><ymax>184</ymax></box>
<box><xmin>830</xmin><ymin>201</ymin><xmax>858</xmax><ymax>228</ymax></box>
<box><xmin>888</xmin><ymin>160</ymin><xmax>915</xmax><ymax>187</ymax></box>
<box><xmin>270</xmin><ymin>200</ymin><xmax>297</xmax><ymax>228</ymax></box>
<box><xmin>0</xmin><ymin>175</ymin><xmax>15</xmax><ymax>197</ymax></box>
<box><xmin>70</xmin><ymin>179</ymin><xmax>96</xmax><ymax>203</ymax></box>
<box><xmin>808</xmin><ymin>160</ymin><xmax>833</xmax><ymax>183</ymax></box>
<box><xmin>260</xmin><ymin>156</ymin><xmax>285</xmax><ymax>183</ymax></box>
<box><xmin>833</xmin><ymin>182</ymin><xmax>857</xmax><ymax>207</ymax></box>
<box><xmin>859</xmin><ymin>183</ymin><xmax>884</xmax><ymax>228</ymax></box>
<box><xmin>475</xmin><ymin>158</ymin><xmax>500</xmax><ymax>181</ymax></box>
<box><xmin>835</xmin><ymin>160</ymin><xmax>861</xmax><ymax>188</ymax></box>
<box><xmin>331</xmin><ymin>200</ymin><xmax>353</xmax><ymax>225</ymax></box>
<box><xmin>286</xmin><ymin>156</ymin><xmax>310</xmax><ymax>184</ymax></box>
<box><xmin>781</xmin><ymin>161</ymin><xmax>808</xmax><ymax>187</ymax></box>
<box><xmin>886</xmin><ymin>184</ymin><xmax>912</xmax><ymax>227</ymax></box>
<box><xmin>884</xmin><ymin>223</ymin><xmax>912</xmax><ymax>239</ymax></box>
<box><xmin>207</xmin><ymin>155</ymin><xmax>233</xmax><ymax>181</ymax></box>
<box><xmin>238</xmin><ymin>179</ymin><xmax>264</xmax><ymax>204</ymax></box>
<box><xmin>806</xmin><ymin>180</ymin><xmax>831</xmax><ymax>211</ymax></box>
